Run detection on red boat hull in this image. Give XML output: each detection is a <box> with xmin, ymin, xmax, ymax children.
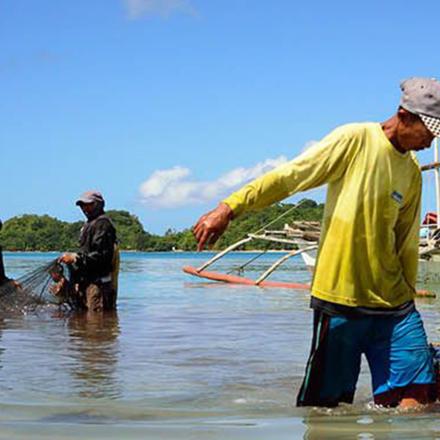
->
<box><xmin>183</xmin><ymin>266</ymin><xmax>310</xmax><ymax>290</ymax></box>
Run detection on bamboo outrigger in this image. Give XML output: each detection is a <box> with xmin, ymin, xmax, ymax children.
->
<box><xmin>183</xmin><ymin>200</ymin><xmax>320</xmax><ymax>289</ymax></box>
<box><xmin>183</xmin><ymin>239</ymin><xmax>317</xmax><ymax>290</ymax></box>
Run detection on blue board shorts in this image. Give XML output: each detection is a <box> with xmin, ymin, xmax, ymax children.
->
<box><xmin>296</xmin><ymin>309</ymin><xmax>435</xmax><ymax>407</ymax></box>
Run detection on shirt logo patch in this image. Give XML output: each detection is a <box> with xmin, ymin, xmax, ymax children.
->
<box><xmin>391</xmin><ymin>191</ymin><xmax>403</xmax><ymax>204</ymax></box>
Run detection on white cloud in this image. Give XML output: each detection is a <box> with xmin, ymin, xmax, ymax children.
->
<box><xmin>139</xmin><ymin>156</ymin><xmax>289</xmax><ymax>208</ymax></box>
<box><xmin>123</xmin><ymin>0</ymin><xmax>196</xmax><ymax>19</ymax></box>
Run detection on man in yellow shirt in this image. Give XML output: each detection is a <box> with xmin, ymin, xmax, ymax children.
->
<box><xmin>193</xmin><ymin>77</ymin><xmax>440</xmax><ymax>408</ymax></box>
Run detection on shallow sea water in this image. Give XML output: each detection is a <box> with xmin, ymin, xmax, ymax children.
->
<box><xmin>2</xmin><ymin>251</ymin><xmax>440</xmax><ymax>440</ymax></box>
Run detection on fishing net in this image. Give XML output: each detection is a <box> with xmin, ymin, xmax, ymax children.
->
<box><xmin>0</xmin><ymin>259</ymin><xmax>79</xmax><ymax>314</ymax></box>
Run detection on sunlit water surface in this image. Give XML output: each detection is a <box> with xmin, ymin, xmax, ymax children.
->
<box><xmin>1</xmin><ymin>252</ymin><xmax>440</xmax><ymax>440</ymax></box>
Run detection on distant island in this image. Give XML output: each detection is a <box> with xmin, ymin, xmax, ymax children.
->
<box><xmin>0</xmin><ymin>199</ymin><xmax>324</xmax><ymax>252</ymax></box>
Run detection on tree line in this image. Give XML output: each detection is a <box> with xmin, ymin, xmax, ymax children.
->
<box><xmin>0</xmin><ymin>200</ymin><xmax>324</xmax><ymax>252</ymax></box>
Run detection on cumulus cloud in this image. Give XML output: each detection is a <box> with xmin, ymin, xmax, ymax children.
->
<box><xmin>123</xmin><ymin>0</ymin><xmax>196</xmax><ymax>19</ymax></box>
<box><xmin>139</xmin><ymin>156</ymin><xmax>289</xmax><ymax>208</ymax></box>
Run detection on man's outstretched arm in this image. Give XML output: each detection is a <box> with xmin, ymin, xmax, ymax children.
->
<box><xmin>193</xmin><ymin>125</ymin><xmax>360</xmax><ymax>250</ymax></box>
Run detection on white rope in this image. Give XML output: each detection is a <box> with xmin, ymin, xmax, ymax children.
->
<box><xmin>253</xmin><ymin>199</ymin><xmax>309</xmax><ymax>235</ymax></box>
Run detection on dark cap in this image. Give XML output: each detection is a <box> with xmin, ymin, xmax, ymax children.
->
<box><xmin>75</xmin><ymin>190</ymin><xmax>105</xmax><ymax>206</ymax></box>
<box><xmin>400</xmin><ymin>77</ymin><xmax>440</xmax><ymax>137</ymax></box>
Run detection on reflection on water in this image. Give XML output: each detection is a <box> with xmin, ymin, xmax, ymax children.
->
<box><xmin>0</xmin><ymin>252</ymin><xmax>439</xmax><ymax>439</ymax></box>
<box><xmin>66</xmin><ymin>311</ymin><xmax>120</xmax><ymax>399</ymax></box>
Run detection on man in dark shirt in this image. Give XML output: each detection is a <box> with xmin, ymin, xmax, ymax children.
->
<box><xmin>59</xmin><ymin>191</ymin><xmax>118</xmax><ymax>312</ymax></box>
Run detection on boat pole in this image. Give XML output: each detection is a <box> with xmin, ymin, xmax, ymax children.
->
<box><xmin>196</xmin><ymin>236</ymin><xmax>253</xmax><ymax>273</ymax></box>
<box><xmin>255</xmin><ymin>245</ymin><xmax>318</xmax><ymax>285</ymax></box>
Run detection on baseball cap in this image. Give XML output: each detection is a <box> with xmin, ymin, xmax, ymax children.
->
<box><xmin>75</xmin><ymin>190</ymin><xmax>105</xmax><ymax>206</ymax></box>
<box><xmin>400</xmin><ymin>77</ymin><xmax>440</xmax><ymax>137</ymax></box>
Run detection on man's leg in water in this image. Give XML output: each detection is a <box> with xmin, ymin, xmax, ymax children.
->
<box><xmin>365</xmin><ymin>310</ymin><xmax>435</xmax><ymax>408</ymax></box>
<box><xmin>297</xmin><ymin>311</ymin><xmax>367</xmax><ymax>407</ymax></box>
<box><xmin>85</xmin><ymin>282</ymin><xmax>116</xmax><ymax>313</ymax></box>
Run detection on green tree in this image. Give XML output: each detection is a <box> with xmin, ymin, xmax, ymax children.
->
<box><xmin>106</xmin><ymin>210</ymin><xmax>146</xmax><ymax>250</ymax></box>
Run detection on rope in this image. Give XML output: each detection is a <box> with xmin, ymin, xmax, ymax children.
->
<box><xmin>253</xmin><ymin>199</ymin><xmax>308</xmax><ymax>235</ymax></box>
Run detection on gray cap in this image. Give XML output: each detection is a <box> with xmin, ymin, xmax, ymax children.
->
<box><xmin>75</xmin><ymin>190</ymin><xmax>105</xmax><ymax>206</ymax></box>
<box><xmin>400</xmin><ymin>77</ymin><xmax>440</xmax><ymax>118</ymax></box>
<box><xmin>400</xmin><ymin>77</ymin><xmax>440</xmax><ymax>137</ymax></box>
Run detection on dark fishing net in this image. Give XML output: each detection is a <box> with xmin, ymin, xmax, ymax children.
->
<box><xmin>0</xmin><ymin>259</ymin><xmax>78</xmax><ymax>314</ymax></box>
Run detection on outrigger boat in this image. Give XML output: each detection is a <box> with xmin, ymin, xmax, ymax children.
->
<box><xmin>184</xmin><ymin>141</ymin><xmax>440</xmax><ymax>292</ymax></box>
<box><xmin>183</xmin><ymin>223</ymin><xmax>318</xmax><ymax>290</ymax></box>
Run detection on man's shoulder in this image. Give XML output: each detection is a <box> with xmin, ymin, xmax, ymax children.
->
<box><xmin>93</xmin><ymin>215</ymin><xmax>116</xmax><ymax>232</ymax></box>
<box><xmin>331</xmin><ymin>122</ymin><xmax>377</xmax><ymax>138</ymax></box>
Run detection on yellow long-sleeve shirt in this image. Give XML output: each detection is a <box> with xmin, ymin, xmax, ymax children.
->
<box><xmin>223</xmin><ymin>123</ymin><xmax>421</xmax><ymax>308</ymax></box>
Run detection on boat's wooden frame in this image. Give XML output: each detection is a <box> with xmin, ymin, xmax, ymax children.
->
<box><xmin>183</xmin><ymin>233</ymin><xmax>317</xmax><ymax>289</ymax></box>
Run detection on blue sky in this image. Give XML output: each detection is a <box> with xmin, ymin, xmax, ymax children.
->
<box><xmin>1</xmin><ymin>0</ymin><xmax>440</xmax><ymax>233</ymax></box>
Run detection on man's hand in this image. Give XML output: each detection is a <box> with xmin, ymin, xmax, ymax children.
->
<box><xmin>58</xmin><ymin>252</ymin><xmax>78</xmax><ymax>265</ymax></box>
<box><xmin>50</xmin><ymin>277</ymin><xmax>66</xmax><ymax>296</ymax></box>
<box><xmin>11</xmin><ymin>280</ymin><xmax>21</xmax><ymax>289</ymax></box>
<box><xmin>193</xmin><ymin>203</ymin><xmax>233</xmax><ymax>251</ymax></box>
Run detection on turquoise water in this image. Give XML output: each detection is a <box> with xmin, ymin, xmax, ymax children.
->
<box><xmin>1</xmin><ymin>252</ymin><xmax>440</xmax><ymax>439</ymax></box>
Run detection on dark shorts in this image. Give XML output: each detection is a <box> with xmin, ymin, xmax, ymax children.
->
<box><xmin>297</xmin><ymin>309</ymin><xmax>435</xmax><ymax>407</ymax></box>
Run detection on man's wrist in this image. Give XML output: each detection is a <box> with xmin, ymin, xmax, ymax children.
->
<box><xmin>218</xmin><ymin>202</ymin><xmax>234</xmax><ymax>220</ymax></box>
